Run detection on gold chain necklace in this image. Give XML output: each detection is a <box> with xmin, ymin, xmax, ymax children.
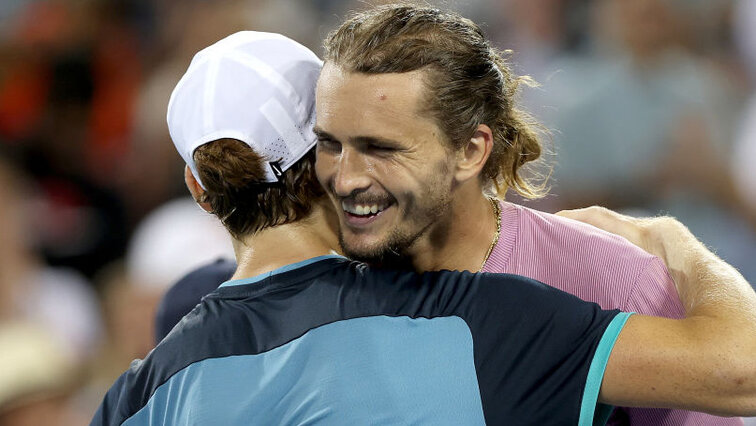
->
<box><xmin>479</xmin><ymin>197</ymin><xmax>501</xmax><ymax>272</ymax></box>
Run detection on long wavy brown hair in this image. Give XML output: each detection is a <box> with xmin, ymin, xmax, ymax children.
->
<box><xmin>324</xmin><ymin>4</ymin><xmax>550</xmax><ymax>198</ymax></box>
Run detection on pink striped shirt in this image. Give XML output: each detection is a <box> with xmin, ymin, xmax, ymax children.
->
<box><xmin>482</xmin><ymin>202</ymin><xmax>742</xmax><ymax>426</ymax></box>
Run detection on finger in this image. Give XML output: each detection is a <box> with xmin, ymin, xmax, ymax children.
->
<box><xmin>557</xmin><ymin>206</ymin><xmax>643</xmax><ymax>245</ymax></box>
<box><xmin>556</xmin><ymin>206</ymin><xmax>612</xmax><ymax>228</ymax></box>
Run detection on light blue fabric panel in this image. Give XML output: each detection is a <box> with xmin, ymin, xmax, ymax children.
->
<box><xmin>123</xmin><ymin>316</ymin><xmax>485</xmax><ymax>425</ymax></box>
<box><xmin>219</xmin><ymin>254</ymin><xmax>346</xmax><ymax>288</ymax></box>
<box><xmin>579</xmin><ymin>312</ymin><xmax>634</xmax><ymax>426</ymax></box>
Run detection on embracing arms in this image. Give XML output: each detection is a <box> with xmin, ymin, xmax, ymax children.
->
<box><xmin>559</xmin><ymin>207</ymin><xmax>756</xmax><ymax>416</ymax></box>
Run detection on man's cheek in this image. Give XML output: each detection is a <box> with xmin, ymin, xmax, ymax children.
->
<box><xmin>314</xmin><ymin>159</ymin><xmax>334</xmax><ymax>191</ymax></box>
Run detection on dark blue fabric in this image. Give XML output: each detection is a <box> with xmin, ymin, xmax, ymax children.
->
<box><xmin>95</xmin><ymin>257</ymin><xmax>621</xmax><ymax>426</ymax></box>
<box><xmin>126</xmin><ymin>316</ymin><xmax>486</xmax><ymax>425</ymax></box>
<box><xmin>153</xmin><ymin>258</ymin><xmax>236</xmax><ymax>344</ymax></box>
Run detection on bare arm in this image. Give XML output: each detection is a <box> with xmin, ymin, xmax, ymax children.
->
<box><xmin>558</xmin><ymin>206</ymin><xmax>756</xmax><ymax>416</ymax></box>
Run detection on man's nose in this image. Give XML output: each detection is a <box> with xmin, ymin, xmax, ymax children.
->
<box><xmin>333</xmin><ymin>148</ymin><xmax>372</xmax><ymax>197</ymax></box>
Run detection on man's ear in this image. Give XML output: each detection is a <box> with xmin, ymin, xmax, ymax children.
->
<box><xmin>184</xmin><ymin>165</ymin><xmax>212</xmax><ymax>213</ymax></box>
<box><xmin>454</xmin><ymin>124</ymin><xmax>493</xmax><ymax>183</ymax></box>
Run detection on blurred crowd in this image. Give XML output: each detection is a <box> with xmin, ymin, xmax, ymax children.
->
<box><xmin>0</xmin><ymin>0</ymin><xmax>754</xmax><ymax>424</ymax></box>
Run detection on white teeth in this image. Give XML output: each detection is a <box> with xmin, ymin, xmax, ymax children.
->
<box><xmin>341</xmin><ymin>201</ymin><xmax>387</xmax><ymax>216</ymax></box>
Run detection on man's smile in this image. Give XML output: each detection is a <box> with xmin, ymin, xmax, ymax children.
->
<box><xmin>340</xmin><ymin>199</ymin><xmax>394</xmax><ymax>227</ymax></box>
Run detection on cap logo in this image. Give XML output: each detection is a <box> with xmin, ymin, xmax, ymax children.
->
<box><xmin>269</xmin><ymin>161</ymin><xmax>284</xmax><ymax>178</ymax></box>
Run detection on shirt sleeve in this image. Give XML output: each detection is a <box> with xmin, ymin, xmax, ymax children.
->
<box><xmin>91</xmin><ymin>369</ymin><xmax>133</xmax><ymax>426</ymax></box>
<box><xmin>91</xmin><ymin>358</ymin><xmax>153</xmax><ymax>426</ymax></box>
<box><xmin>579</xmin><ymin>312</ymin><xmax>634</xmax><ymax>425</ymax></box>
<box><xmin>465</xmin><ymin>272</ymin><xmax>634</xmax><ymax>425</ymax></box>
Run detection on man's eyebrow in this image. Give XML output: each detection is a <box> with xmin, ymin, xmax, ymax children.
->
<box><xmin>312</xmin><ymin>126</ymin><xmax>334</xmax><ymax>139</ymax></box>
<box><xmin>351</xmin><ymin>136</ymin><xmax>402</xmax><ymax>146</ymax></box>
<box><xmin>313</xmin><ymin>128</ymin><xmax>401</xmax><ymax>147</ymax></box>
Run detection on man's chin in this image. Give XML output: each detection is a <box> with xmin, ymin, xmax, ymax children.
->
<box><xmin>341</xmin><ymin>244</ymin><xmax>394</xmax><ymax>264</ymax></box>
<box><xmin>339</xmin><ymin>235</ymin><xmax>403</xmax><ymax>266</ymax></box>
<box><xmin>341</xmin><ymin>240</ymin><xmax>420</xmax><ymax>269</ymax></box>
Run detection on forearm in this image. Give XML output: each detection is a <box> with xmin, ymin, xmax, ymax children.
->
<box><xmin>599</xmin><ymin>273</ymin><xmax>756</xmax><ymax>416</ymax></box>
<box><xmin>675</xmin><ymin>236</ymin><xmax>756</xmax><ymax>413</ymax></box>
<box><xmin>558</xmin><ymin>207</ymin><xmax>756</xmax><ymax>414</ymax></box>
<box><xmin>600</xmin><ymin>314</ymin><xmax>756</xmax><ymax>416</ymax></box>
<box><xmin>649</xmin><ymin>217</ymin><xmax>756</xmax><ymax>321</ymax></box>
<box><xmin>624</xmin><ymin>217</ymin><xmax>756</xmax><ymax>412</ymax></box>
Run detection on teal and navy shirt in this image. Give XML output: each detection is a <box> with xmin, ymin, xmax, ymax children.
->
<box><xmin>92</xmin><ymin>255</ymin><xmax>631</xmax><ymax>425</ymax></box>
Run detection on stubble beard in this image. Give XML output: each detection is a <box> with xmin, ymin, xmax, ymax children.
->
<box><xmin>339</xmin><ymin>188</ymin><xmax>452</xmax><ymax>267</ymax></box>
<box><xmin>338</xmin><ymin>225</ymin><xmax>418</xmax><ymax>265</ymax></box>
<box><xmin>337</xmin><ymin>156</ymin><xmax>455</xmax><ymax>267</ymax></box>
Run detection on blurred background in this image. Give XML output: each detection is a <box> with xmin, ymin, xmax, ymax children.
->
<box><xmin>0</xmin><ymin>0</ymin><xmax>754</xmax><ymax>423</ymax></box>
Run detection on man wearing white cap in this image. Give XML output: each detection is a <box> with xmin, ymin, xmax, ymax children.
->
<box><xmin>92</xmin><ymin>31</ymin><xmax>756</xmax><ymax>425</ymax></box>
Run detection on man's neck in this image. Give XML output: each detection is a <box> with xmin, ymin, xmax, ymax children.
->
<box><xmin>230</xmin><ymin>201</ymin><xmax>341</xmax><ymax>281</ymax></box>
<box><xmin>404</xmin><ymin>188</ymin><xmax>498</xmax><ymax>273</ymax></box>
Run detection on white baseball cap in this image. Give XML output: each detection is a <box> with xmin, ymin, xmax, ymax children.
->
<box><xmin>167</xmin><ymin>31</ymin><xmax>322</xmax><ymax>187</ymax></box>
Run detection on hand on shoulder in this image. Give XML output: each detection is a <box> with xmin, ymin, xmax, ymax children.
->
<box><xmin>556</xmin><ymin>206</ymin><xmax>688</xmax><ymax>278</ymax></box>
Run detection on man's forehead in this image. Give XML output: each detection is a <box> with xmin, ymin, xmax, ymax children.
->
<box><xmin>315</xmin><ymin>63</ymin><xmax>436</xmax><ymax>130</ymax></box>
<box><xmin>317</xmin><ymin>63</ymin><xmax>428</xmax><ymax>108</ymax></box>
